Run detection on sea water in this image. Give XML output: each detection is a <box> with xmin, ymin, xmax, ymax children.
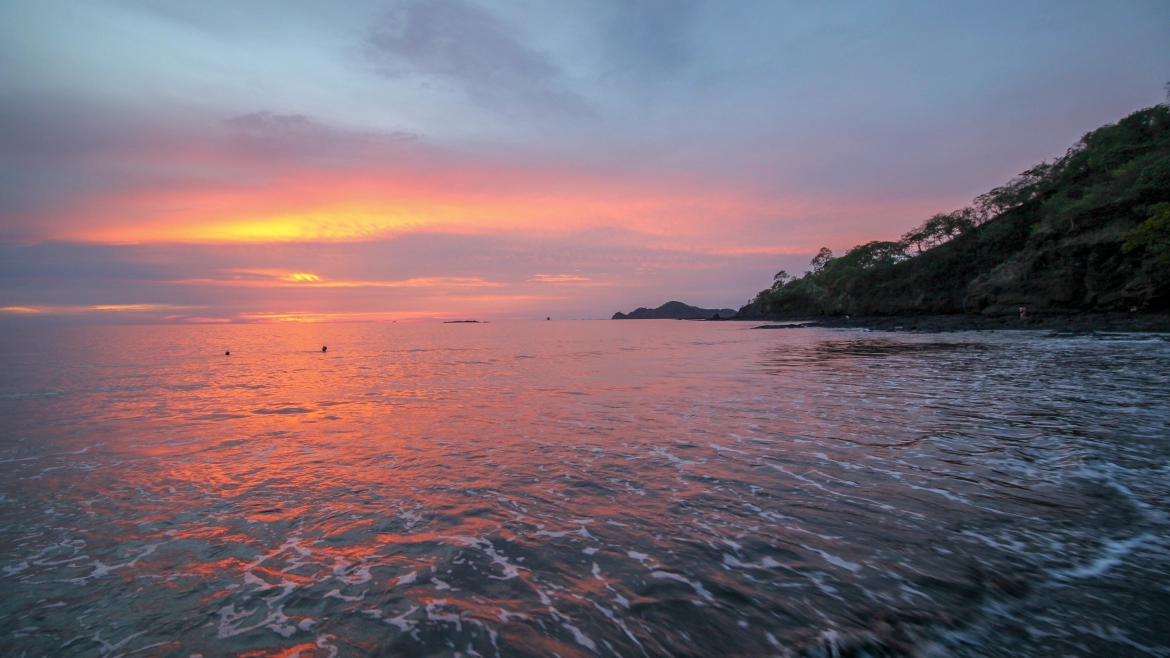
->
<box><xmin>1</xmin><ymin>322</ymin><xmax>1168</xmax><ymax>657</ymax></box>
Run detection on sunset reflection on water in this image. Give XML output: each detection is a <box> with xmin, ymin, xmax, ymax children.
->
<box><xmin>2</xmin><ymin>323</ymin><xmax>1169</xmax><ymax>657</ymax></box>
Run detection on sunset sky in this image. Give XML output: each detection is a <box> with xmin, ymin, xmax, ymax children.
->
<box><xmin>1</xmin><ymin>1</ymin><xmax>1167</xmax><ymax>323</ymax></box>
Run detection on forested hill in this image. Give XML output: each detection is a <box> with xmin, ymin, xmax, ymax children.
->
<box><xmin>738</xmin><ymin>104</ymin><xmax>1170</xmax><ymax>319</ymax></box>
<box><xmin>613</xmin><ymin>301</ymin><xmax>737</xmax><ymax>319</ymax></box>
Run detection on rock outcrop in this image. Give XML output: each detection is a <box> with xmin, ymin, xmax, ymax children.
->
<box><xmin>613</xmin><ymin>301</ymin><xmax>737</xmax><ymax>320</ymax></box>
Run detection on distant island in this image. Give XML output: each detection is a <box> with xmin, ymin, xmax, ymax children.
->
<box><xmin>613</xmin><ymin>301</ymin><xmax>738</xmax><ymax>320</ymax></box>
<box><xmin>733</xmin><ymin>103</ymin><xmax>1170</xmax><ymax>326</ymax></box>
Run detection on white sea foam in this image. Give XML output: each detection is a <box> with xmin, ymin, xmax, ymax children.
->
<box><xmin>1055</xmin><ymin>533</ymin><xmax>1153</xmax><ymax>580</ymax></box>
<box><xmin>563</xmin><ymin>622</ymin><xmax>597</xmax><ymax>651</ymax></box>
<box><xmin>324</xmin><ymin>588</ymin><xmax>365</xmax><ymax>602</ymax></box>
<box><xmin>386</xmin><ymin>606</ymin><xmax>419</xmax><ymax>632</ymax></box>
<box><xmin>652</xmin><ymin>571</ymin><xmax>714</xmax><ymax>601</ymax></box>
<box><xmin>801</xmin><ymin>545</ymin><xmax>861</xmax><ymax>573</ymax></box>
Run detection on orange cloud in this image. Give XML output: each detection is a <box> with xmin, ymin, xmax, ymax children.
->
<box><xmin>167</xmin><ymin>273</ymin><xmax>507</xmax><ymax>289</ymax></box>
<box><xmin>34</xmin><ymin>153</ymin><xmax>818</xmax><ymax>250</ymax></box>
<box><xmin>531</xmin><ymin>274</ymin><xmax>588</xmax><ymax>282</ymax></box>
<box><xmin>0</xmin><ymin>304</ymin><xmax>201</xmax><ymax>315</ymax></box>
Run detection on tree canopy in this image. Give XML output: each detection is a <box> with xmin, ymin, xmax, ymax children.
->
<box><xmin>747</xmin><ymin>102</ymin><xmax>1170</xmax><ymax>317</ymax></box>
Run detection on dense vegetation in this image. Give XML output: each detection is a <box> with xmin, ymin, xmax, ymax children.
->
<box><xmin>741</xmin><ymin>103</ymin><xmax>1170</xmax><ymax>318</ymax></box>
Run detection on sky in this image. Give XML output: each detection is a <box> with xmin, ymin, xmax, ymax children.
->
<box><xmin>1</xmin><ymin>0</ymin><xmax>1167</xmax><ymax>323</ymax></box>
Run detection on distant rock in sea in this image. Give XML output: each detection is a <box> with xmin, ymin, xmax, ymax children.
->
<box><xmin>612</xmin><ymin>301</ymin><xmax>738</xmax><ymax>320</ymax></box>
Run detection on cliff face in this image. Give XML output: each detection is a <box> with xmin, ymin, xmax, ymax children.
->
<box><xmin>740</xmin><ymin>104</ymin><xmax>1170</xmax><ymax>319</ymax></box>
<box><xmin>613</xmin><ymin>301</ymin><xmax>737</xmax><ymax>319</ymax></box>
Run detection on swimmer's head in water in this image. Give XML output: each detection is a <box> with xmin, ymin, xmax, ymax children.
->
<box><xmin>322</xmin><ymin>346</ymin><xmax>327</xmax><ymax>352</ymax></box>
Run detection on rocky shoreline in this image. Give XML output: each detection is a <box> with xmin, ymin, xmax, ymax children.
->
<box><xmin>743</xmin><ymin>312</ymin><xmax>1170</xmax><ymax>333</ymax></box>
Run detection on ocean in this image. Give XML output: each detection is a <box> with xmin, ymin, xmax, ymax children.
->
<box><xmin>1</xmin><ymin>322</ymin><xmax>1168</xmax><ymax>657</ymax></box>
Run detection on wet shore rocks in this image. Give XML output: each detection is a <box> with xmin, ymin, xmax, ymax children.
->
<box><xmin>750</xmin><ymin>312</ymin><xmax>1170</xmax><ymax>333</ymax></box>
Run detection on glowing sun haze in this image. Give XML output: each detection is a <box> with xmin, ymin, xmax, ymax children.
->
<box><xmin>1</xmin><ymin>0</ymin><xmax>1167</xmax><ymax>322</ymax></box>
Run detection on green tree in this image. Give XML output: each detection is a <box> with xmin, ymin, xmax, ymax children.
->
<box><xmin>810</xmin><ymin>247</ymin><xmax>834</xmax><ymax>272</ymax></box>
<box><xmin>843</xmin><ymin>240</ymin><xmax>908</xmax><ymax>269</ymax></box>
<box><xmin>900</xmin><ymin>208</ymin><xmax>978</xmax><ymax>253</ymax></box>
<box><xmin>1121</xmin><ymin>202</ymin><xmax>1170</xmax><ymax>257</ymax></box>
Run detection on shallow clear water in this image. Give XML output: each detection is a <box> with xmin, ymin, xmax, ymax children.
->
<box><xmin>1</xmin><ymin>322</ymin><xmax>1168</xmax><ymax>657</ymax></box>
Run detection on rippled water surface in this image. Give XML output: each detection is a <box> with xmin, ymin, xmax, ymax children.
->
<box><xmin>2</xmin><ymin>322</ymin><xmax>1169</xmax><ymax>657</ymax></box>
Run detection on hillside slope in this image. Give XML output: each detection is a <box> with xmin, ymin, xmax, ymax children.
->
<box><xmin>739</xmin><ymin>104</ymin><xmax>1170</xmax><ymax>319</ymax></box>
<box><xmin>613</xmin><ymin>301</ymin><xmax>737</xmax><ymax>319</ymax></box>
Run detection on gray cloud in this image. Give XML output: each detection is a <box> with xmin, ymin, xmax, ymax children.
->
<box><xmin>368</xmin><ymin>0</ymin><xmax>590</xmax><ymax>114</ymax></box>
<box><xmin>222</xmin><ymin>111</ymin><xmax>422</xmax><ymax>160</ymax></box>
<box><xmin>600</xmin><ymin>0</ymin><xmax>699</xmax><ymax>79</ymax></box>
<box><xmin>225</xmin><ymin>111</ymin><xmax>322</xmax><ymax>134</ymax></box>
<box><xmin>0</xmin><ymin>99</ymin><xmax>430</xmax><ymax>240</ymax></box>
<box><xmin>0</xmin><ymin>94</ymin><xmax>168</xmax><ymax>222</ymax></box>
